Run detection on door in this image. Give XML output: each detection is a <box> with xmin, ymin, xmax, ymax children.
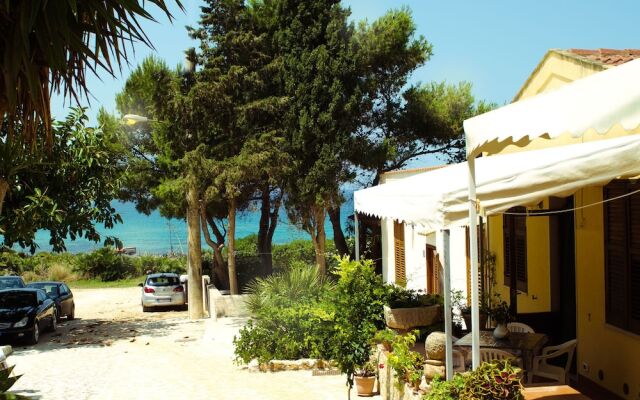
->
<box><xmin>426</xmin><ymin>244</ymin><xmax>439</xmax><ymax>294</ymax></box>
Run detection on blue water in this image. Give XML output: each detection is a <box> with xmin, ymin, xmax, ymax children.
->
<box><xmin>28</xmin><ymin>194</ymin><xmax>355</xmax><ymax>254</ymax></box>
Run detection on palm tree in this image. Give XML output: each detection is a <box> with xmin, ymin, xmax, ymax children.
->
<box><xmin>0</xmin><ymin>0</ymin><xmax>183</xmax><ymax>145</ymax></box>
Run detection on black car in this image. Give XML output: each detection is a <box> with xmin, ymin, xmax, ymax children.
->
<box><xmin>27</xmin><ymin>281</ymin><xmax>75</xmax><ymax>321</ymax></box>
<box><xmin>0</xmin><ymin>276</ymin><xmax>26</xmax><ymax>289</ymax></box>
<box><xmin>0</xmin><ymin>289</ymin><xmax>57</xmax><ymax>345</ymax></box>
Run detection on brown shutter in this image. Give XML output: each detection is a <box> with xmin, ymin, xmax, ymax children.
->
<box><xmin>394</xmin><ymin>221</ymin><xmax>406</xmax><ymax>284</ymax></box>
<box><xmin>604</xmin><ymin>181</ymin><xmax>629</xmax><ymax>329</ymax></box>
<box><xmin>503</xmin><ymin>208</ymin><xmax>527</xmax><ymax>292</ymax></box>
<box><xmin>515</xmin><ymin>215</ymin><xmax>528</xmax><ymax>292</ymax></box>
<box><xmin>628</xmin><ymin>182</ymin><xmax>640</xmax><ymax>333</ymax></box>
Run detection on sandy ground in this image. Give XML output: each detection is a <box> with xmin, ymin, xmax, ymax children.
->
<box><xmin>8</xmin><ymin>287</ymin><xmax>350</xmax><ymax>400</ymax></box>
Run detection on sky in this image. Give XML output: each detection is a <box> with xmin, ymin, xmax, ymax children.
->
<box><xmin>51</xmin><ymin>0</ymin><xmax>640</xmax><ymax>158</ymax></box>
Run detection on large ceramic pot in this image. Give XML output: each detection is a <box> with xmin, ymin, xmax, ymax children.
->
<box><xmin>384</xmin><ymin>305</ymin><xmax>443</xmax><ymax>330</ymax></box>
<box><xmin>493</xmin><ymin>323</ymin><xmax>509</xmax><ymax>339</ymax></box>
<box><xmin>355</xmin><ymin>375</ymin><xmax>376</xmax><ymax>397</ymax></box>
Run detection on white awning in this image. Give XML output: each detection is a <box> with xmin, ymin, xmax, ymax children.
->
<box><xmin>354</xmin><ymin>133</ymin><xmax>640</xmax><ymax>232</ymax></box>
<box><xmin>463</xmin><ymin>58</ymin><xmax>640</xmax><ymax>157</ymax></box>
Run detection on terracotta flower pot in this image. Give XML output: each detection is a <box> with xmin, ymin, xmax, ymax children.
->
<box><xmin>355</xmin><ymin>375</ymin><xmax>376</xmax><ymax>397</ymax></box>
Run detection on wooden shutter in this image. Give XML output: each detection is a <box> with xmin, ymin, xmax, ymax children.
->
<box><xmin>629</xmin><ymin>185</ymin><xmax>640</xmax><ymax>333</ymax></box>
<box><xmin>604</xmin><ymin>180</ymin><xmax>640</xmax><ymax>335</ymax></box>
<box><xmin>604</xmin><ymin>181</ymin><xmax>629</xmax><ymax>329</ymax></box>
<box><xmin>503</xmin><ymin>208</ymin><xmax>528</xmax><ymax>292</ymax></box>
<box><xmin>394</xmin><ymin>221</ymin><xmax>406</xmax><ymax>284</ymax></box>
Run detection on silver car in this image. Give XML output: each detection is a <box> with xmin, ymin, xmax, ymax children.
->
<box><xmin>140</xmin><ymin>273</ymin><xmax>185</xmax><ymax>312</ymax></box>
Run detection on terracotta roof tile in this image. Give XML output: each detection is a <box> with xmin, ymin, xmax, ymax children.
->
<box><xmin>566</xmin><ymin>48</ymin><xmax>640</xmax><ymax>66</ymax></box>
<box><xmin>381</xmin><ymin>165</ymin><xmax>445</xmax><ymax>176</ymax></box>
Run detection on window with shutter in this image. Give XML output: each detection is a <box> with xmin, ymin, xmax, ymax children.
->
<box><xmin>503</xmin><ymin>207</ymin><xmax>528</xmax><ymax>293</ymax></box>
<box><xmin>394</xmin><ymin>221</ymin><xmax>406</xmax><ymax>284</ymax></box>
<box><xmin>604</xmin><ymin>180</ymin><xmax>640</xmax><ymax>334</ymax></box>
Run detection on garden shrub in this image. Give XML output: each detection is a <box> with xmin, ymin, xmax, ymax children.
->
<box><xmin>74</xmin><ymin>247</ymin><xmax>136</xmax><ymax>281</ymax></box>
<box><xmin>233</xmin><ymin>302</ymin><xmax>334</xmax><ymax>363</ymax></box>
<box><xmin>234</xmin><ymin>263</ymin><xmax>335</xmax><ymax>363</ymax></box>
<box><xmin>244</xmin><ymin>262</ymin><xmax>333</xmax><ymax>316</ymax></box>
<box><xmin>387</xmin><ymin>330</ymin><xmax>425</xmax><ymax>389</ymax></box>
<box><xmin>131</xmin><ymin>254</ymin><xmax>186</xmax><ymax>275</ymax></box>
<box><xmin>386</xmin><ymin>285</ymin><xmax>442</xmax><ymax>308</ymax></box>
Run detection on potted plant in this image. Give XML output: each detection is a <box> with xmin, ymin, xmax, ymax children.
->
<box><xmin>354</xmin><ymin>359</ymin><xmax>377</xmax><ymax>397</ymax></box>
<box><xmin>490</xmin><ymin>296</ymin><xmax>514</xmax><ymax>339</ymax></box>
<box><xmin>452</xmin><ymin>290</ymin><xmax>489</xmax><ymax>332</ymax></box>
<box><xmin>387</xmin><ymin>330</ymin><xmax>425</xmax><ymax>392</ymax></box>
<box><xmin>384</xmin><ymin>286</ymin><xmax>443</xmax><ymax>330</ymax></box>
<box><xmin>372</xmin><ymin>328</ymin><xmax>397</xmax><ymax>352</ymax></box>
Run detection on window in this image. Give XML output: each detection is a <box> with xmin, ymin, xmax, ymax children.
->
<box><xmin>503</xmin><ymin>207</ymin><xmax>528</xmax><ymax>293</ymax></box>
<box><xmin>604</xmin><ymin>180</ymin><xmax>640</xmax><ymax>335</ymax></box>
<box><xmin>394</xmin><ymin>221</ymin><xmax>406</xmax><ymax>284</ymax></box>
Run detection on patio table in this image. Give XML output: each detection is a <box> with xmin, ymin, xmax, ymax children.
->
<box><xmin>454</xmin><ymin>330</ymin><xmax>549</xmax><ymax>372</ymax></box>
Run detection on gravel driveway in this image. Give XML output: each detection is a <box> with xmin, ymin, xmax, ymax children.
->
<box><xmin>8</xmin><ymin>287</ymin><xmax>349</xmax><ymax>400</ymax></box>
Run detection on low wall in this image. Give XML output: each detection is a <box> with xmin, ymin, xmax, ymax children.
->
<box><xmin>209</xmin><ymin>287</ymin><xmax>250</xmax><ymax>318</ymax></box>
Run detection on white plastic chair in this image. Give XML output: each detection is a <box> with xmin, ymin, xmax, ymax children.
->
<box><xmin>508</xmin><ymin>322</ymin><xmax>535</xmax><ymax>333</ymax></box>
<box><xmin>479</xmin><ymin>348</ymin><xmax>523</xmax><ymax>368</ymax></box>
<box><xmin>528</xmin><ymin>339</ymin><xmax>577</xmax><ymax>384</ymax></box>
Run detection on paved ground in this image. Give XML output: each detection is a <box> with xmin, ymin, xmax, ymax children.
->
<box><xmin>8</xmin><ymin>287</ymin><xmax>349</xmax><ymax>400</ymax></box>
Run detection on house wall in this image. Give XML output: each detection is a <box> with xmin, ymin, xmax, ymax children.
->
<box><xmin>574</xmin><ymin>187</ymin><xmax>640</xmax><ymax>399</ymax></box>
<box><xmin>484</xmin><ymin>50</ymin><xmax>640</xmax><ymax>398</ymax></box>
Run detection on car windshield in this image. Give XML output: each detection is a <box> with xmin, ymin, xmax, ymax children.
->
<box><xmin>27</xmin><ymin>284</ymin><xmax>59</xmax><ymax>298</ymax></box>
<box><xmin>0</xmin><ymin>278</ymin><xmax>24</xmax><ymax>289</ymax></box>
<box><xmin>0</xmin><ymin>292</ymin><xmax>36</xmax><ymax>308</ymax></box>
<box><xmin>147</xmin><ymin>276</ymin><xmax>179</xmax><ymax>287</ymax></box>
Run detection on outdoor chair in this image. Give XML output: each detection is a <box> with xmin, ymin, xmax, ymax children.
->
<box><xmin>479</xmin><ymin>348</ymin><xmax>523</xmax><ymax>368</ymax></box>
<box><xmin>452</xmin><ymin>349</ymin><xmax>466</xmax><ymax>373</ymax></box>
<box><xmin>508</xmin><ymin>322</ymin><xmax>535</xmax><ymax>333</ymax></box>
<box><xmin>528</xmin><ymin>339</ymin><xmax>577</xmax><ymax>384</ymax></box>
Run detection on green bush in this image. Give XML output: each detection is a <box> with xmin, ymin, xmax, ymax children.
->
<box><xmin>234</xmin><ymin>263</ymin><xmax>335</xmax><ymax>363</ymax></box>
<box><xmin>387</xmin><ymin>330</ymin><xmax>424</xmax><ymax>389</ymax></box>
<box><xmin>386</xmin><ymin>286</ymin><xmax>442</xmax><ymax>308</ymax></box>
<box><xmin>424</xmin><ymin>360</ymin><xmax>523</xmax><ymax>400</ymax></box>
<box><xmin>130</xmin><ymin>255</ymin><xmax>186</xmax><ymax>275</ymax></box>
<box><xmin>244</xmin><ymin>262</ymin><xmax>334</xmax><ymax>315</ymax></box>
<box><xmin>74</xmin><ymin>247</ymin><xmax>136</xmax><ymax>281</ymax></box>
<box><xmin>233</xmin><ymin>302</ymin><xmax>334</xmax><ymax>364</ymax></box>
<box><xmin>272</xmin><ymin>239</ymin><xmax>338</xmax><ymax>272</ymax></box>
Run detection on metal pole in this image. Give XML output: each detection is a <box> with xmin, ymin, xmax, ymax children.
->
<box><xmin>354</xmin><ymin>211</ymin><xmax>360</xmax><ymax>261</ymax></box>
<box><xmin>468</xmin><ymin>157</ymin><xmax>481</xmax><ymax>369</ymax></box>
<box><xmin>442</xmin><ymin>229</ymin><xmax>453</xmax><ymax>380</ymax></box>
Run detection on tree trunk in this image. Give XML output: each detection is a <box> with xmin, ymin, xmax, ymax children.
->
<box><xmin>0</xmin><ymin>178</ymin><xmax>9</xmax><ymax>216</ymax></box>
<box><xmin>228</xmin><ymin>198</ymin><xmax>239</xmax><ymax>295</ymax></box>
<box><xmin>328</xmin><ymin>206</ymin><xmax>348</xmax><ymax>257</ymax></box>
<box><xmin>310</xmin><ymin>206</ymin><xmax>327</xmax><ymax>275</ymax></box>
<box><xmin>257</xmin><ymin>187</ymin><xmax>282</xmax><ymax>275</ymax></box>
<box><xmin>186</xmin><ymin>186</ymin><xmax>205</xmax><ymax>320</ymax></box>
<box><xmin>200</xmin><ymin>207</ymin><xmax>230</xmax><ymax>290</ymax></box>
<box><xmin>257</xmin><ymin>188</ymin><xmax>273</xmax><ymax>275</ymax></box>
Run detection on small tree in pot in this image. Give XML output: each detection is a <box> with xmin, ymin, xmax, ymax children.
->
<box><xmin>330</xmin><ymin>257</ymin><xmax>386</xmax><ymax>399</ymax></box>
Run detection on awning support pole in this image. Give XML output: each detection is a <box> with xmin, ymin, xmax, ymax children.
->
<box><xmin>354</xmin><ymin>211</ymin><xmax>360</xmax><ymax>261</ymax></box>
<box><xmin>442</xmin><ymin>229</ymin><xmax>453</xmax><ymax>380</ymax></box>
<box><xmin>468</xmin><ymin>156</ymin><xmax>481</xmax><ymax>370</ymax></box>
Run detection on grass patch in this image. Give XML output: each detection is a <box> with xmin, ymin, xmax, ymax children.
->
<box><xmin>69</xmin><ymin>275</ymin><xmax>147</xmax><ymax>289</ymax></box>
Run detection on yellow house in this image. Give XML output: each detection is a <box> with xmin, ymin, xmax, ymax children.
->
<box><xmin>486</xmin><ymin>49</ymin><xmax>640</xmax><ymax>399</ymax></box>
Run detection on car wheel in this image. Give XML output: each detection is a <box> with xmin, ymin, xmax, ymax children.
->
<box><xmin>68</xmin><ymin>304</ymin><xmax>75</xmax><ymax>320</ymax></box>
<box><xmin>55</xmin><ymin>306</ymin><xmax>62</xmax><ymax>322</ymax></box>
<box><xmin>49</xmin><ymin>311</ymin><xmax>57</xmax><ymax>332</ymax></box>
<box><xmin>28</xmin><ymin>323</ymin><xmax>39</xmax><ymax>345</ymax></box>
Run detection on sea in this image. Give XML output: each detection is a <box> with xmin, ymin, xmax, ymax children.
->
<box><xmin>27</xmin><ymin>194</ymin><xmax>355</xmax><ymax>255</ymax></box>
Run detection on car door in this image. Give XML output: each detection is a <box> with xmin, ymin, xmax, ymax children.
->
<box><xmin>57</xmin><ymin>285</ymin><xmax>71</xmax><ymax>316</ymax></box>
<box><xmin>35</xmin><ymin>291</ymin><xmax>47</xmax><ymax>327</ymax></box>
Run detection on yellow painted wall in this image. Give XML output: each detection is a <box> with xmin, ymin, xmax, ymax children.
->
<box><xmin>574</xmin><ymin>187</ymin><xmax>640</xmax><ymax>399</ymax></box>
<box><xmin>487</xmin><ymin>211</ymin><xmax>551</xmax><ymax>314</ymax></box>
<box><xmin>484</xmin><ymin>50</ymin><xmax>640</xmax><ymax>397</ymax></box>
